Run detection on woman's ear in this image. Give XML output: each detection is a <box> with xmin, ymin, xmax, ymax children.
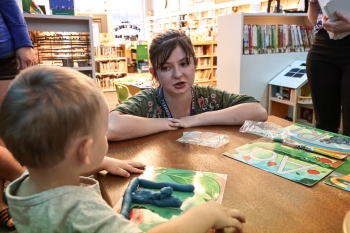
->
<box><xmin>194</xmin><ymin>57</ymin><xmax>198</xmax><ymax>69</ymax></box>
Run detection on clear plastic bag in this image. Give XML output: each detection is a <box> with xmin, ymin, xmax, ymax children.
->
<box><xmin>239</xmin><ymin>120</ymin><xmax>288</xmax><ymax>140</ymax></box>
<box><xmin>177</xmin><ymin>131</ymin><xmax>230</xmax><ymax>148</ymax></box>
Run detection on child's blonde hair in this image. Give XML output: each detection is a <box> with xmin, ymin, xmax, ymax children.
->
<box><xmin>0</xmin><ymin>66</ymin><xmax>105</xmax><ymax>169</ymax></box>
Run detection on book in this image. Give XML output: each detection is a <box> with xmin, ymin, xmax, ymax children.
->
<box><xmin>324</xmin><ymin>157</ymin><xmax>350</xmax><ymax>192</ymax></box>
<box><xmin>223</xmin><ymin>138</ymin><xmax>344</xmax><ymax>186</ymax></box>
<box><xmin>118</xmin><ymin>166</ymin><xmax>227</xmax><ymax>231</ymax></box>
<box><xmin>223</xmin><ymin>123</ymin><xmax>350</xmax><ymax>186</ymax></box>
<box><xmin>284</xmin><ymin>123</ymin><xmax>350</xmax><ymax>159</ymax></box>
<box><xmin>49</xmin><ymin>0</ymin><xmax>74</xmax><ymax>15</ymax></box>
<box><xmin>319</xmin><ymin>0</ymin><xmax>350</xmax><ymax>40</ymax></box>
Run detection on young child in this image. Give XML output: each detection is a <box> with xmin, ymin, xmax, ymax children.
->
<box><xmin>1</xmin><ymin>66</ymin><xmax>245</xmax><ymax>233</ymax></box>
<box><xmin>107</xmin><ymin>29</ymin><xmax>268</xmax><ymax>141</ymax></box>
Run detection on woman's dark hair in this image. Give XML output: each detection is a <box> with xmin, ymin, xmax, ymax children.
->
<box><xmin>149</xmin><ymin>29</ymin><xmax>196</xmax><ymax>77</ymax></box>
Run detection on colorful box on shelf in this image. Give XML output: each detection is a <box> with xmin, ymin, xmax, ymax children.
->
<box><xmin>139</xmin><ymin>62</ymin><xmax>149</xmax><ymax>73</ymax></box>
<box><xmin>49</xmin><ymin>0</ymin><xmax>74</xmax><ymax>15</ymax></box>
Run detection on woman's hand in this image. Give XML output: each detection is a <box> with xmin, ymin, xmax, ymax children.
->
<box><xmin>15</xmin><ymin>47</ymin><xmax>35</xmax><ymax>70</ymax></box>
<box><xmin>323</xmin><ymin>11</ymin><xmax>350</xmax><ymax>34</ymax></box>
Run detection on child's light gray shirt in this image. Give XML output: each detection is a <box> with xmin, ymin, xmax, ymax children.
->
<box><xmin>6</xmin><ymin>172</ymin><xmax>143</xmax><ymax>233</ymax></box>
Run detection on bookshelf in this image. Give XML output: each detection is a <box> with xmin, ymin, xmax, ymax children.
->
<box><xmin>193</xmin><ymin>41</ymin><xmax>217</xmax><ymax>85</ymax></box>
<box><xmin>24</xmin><ymin>14</ymin><xmax>95</xmax><ymax>79</ymax></box>
<box><xmin>217</xmin><ymin>13</ymin><xmax>312</xmax><ymax>110</ymax></box>
<box><xmin>145</xmin><ymin>7</ymin><xmax>233</xmax><ymax>40</ymax></box>
<box><xmin>94</xmin><ymin>43</ymin><xmax>128</xmax><ymax>91</ymax></box>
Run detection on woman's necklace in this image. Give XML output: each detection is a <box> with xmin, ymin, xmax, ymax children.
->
<box><xmin>158</xmin><ymin>87</ymin><xmax>196</xmax><ymax>118</ymax></box>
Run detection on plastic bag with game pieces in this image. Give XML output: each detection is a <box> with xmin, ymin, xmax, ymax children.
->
<box><xmin>239</xmin><ymin>120</ymin><xmax>288</xmax><ymax>140</ymax></box>
<box><xmin>176</xmin><ymin>131</ymin><xmax>230</xmax><ymax>148</ymax></box>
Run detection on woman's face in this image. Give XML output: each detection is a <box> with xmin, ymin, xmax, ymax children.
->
<box><xmin>155</xmin><ymin>46</ymin><xmax>196</xmax><ymax>96</ymax></box>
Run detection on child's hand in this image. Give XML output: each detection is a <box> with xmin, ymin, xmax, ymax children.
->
<box><xmin>202</xmin><ymin>202</ymin><xmax>246</xmax><ymax>232</ymax></box>
<box><xmin>103</xmin><ymin>157</ymin><xmax>145</xmax><ymax>177</ymax></box>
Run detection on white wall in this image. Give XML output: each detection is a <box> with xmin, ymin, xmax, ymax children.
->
<box><xmin>147</xmin><ymin>0</ymin><xmax>218</xmax><ymax>16</ymax></box>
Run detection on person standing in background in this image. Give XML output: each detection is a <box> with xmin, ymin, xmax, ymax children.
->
<box><xmin>307</xmin><ymin>0</ymin><xmax>350</xmax><ymax>136</ymax></box>
<box><xmin>0</xmin><ymin>0</ymin><xmax>35</xmax><ymax>229</ymax></box>
<box><xmin>0</xmin><ymin>0</ymin><xmax>35</xmax><ymax>105</ymax></box>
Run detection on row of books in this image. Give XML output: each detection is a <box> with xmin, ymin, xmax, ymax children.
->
<box><xmin>193</xmin><ymin>45</ymin><xmax>210</xmax><ymax>56</ymax></box>
<box><xmin>94</xmin><ymin>45</ymin><xmax>123</xmax><ymax>57</ymax></box>
<box><xmin>195</xmin><ymin>69</ymin><xmax>211</xmax><ymax>80</ymax></box>
<box><xmin>96</xmin><ymin>60</ymin><xmax>127</xmax><ymax>73</ymax></box>
<box><xmin>96</xmin><ymin>76</ymin><xmax>126</xmax><ymax>89</ymax></box>
<box><xmin>243</xmin><ymin>24</ymin><xmax>315</xmax><ymax>55</ymax></box>
<box><xmin>96</xmin><ymin>76</ymin><xmax>115</xmax><ymax>89</ymax></box>
<box><xmin>197</xmin><ymin>57</ymin><xmax>211</xmax><ymax>67</ymax></box>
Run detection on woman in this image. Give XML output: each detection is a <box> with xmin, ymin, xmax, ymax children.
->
<box><xmin>307</xmin><ymin>2</ymin><xmax>350</xmax><ymax>136</ymax></box>
<box><xmin>107</xmin><ymin>29</ymin><xmax>267</xmax><ymax>141</ymax></box>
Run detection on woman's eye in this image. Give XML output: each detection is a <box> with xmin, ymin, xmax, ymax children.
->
<box><xmin>181</xmin><ymin>62</ymin><xmax>189</xmax><ymax>67</ymax></box>
<box><xmin>160</xmin><ymin>66</ymin><xmax>170</xmax><ymax>71</ymax></box>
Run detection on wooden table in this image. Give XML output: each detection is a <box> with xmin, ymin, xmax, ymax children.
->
<box><xmin>96</xmin><ymin>116</ymin><xmax>350</xmax><ymax>233</ymax></box>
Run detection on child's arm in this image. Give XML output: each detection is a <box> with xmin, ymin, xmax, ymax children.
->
<box><xmin>147</xmin><ymin>202</ymin><xmax>246</xmax><ymax>233</ymax></box>
<box><xmin>83</xmin><ymin>157</ymin><xmax>145</xmax><ymax>177</ymax></box>
<box><xmin>173</xmin><ymin>102</ymin><xmax>268</xmax><ymax>128</ymax></box>
<box><xmin>107</xmin><ymin>111</ymin><xmax>179</xmax><ymax>141</ymax></box>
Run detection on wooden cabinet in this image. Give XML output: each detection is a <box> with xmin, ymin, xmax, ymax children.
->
<box><xmin>269</xmin><ymin>83</ymin><xmax>315</xmax><ymax>126</ymax></box>
<box><xmin>217</xmin><ymin>13</ymin><xmax>312</xmax><ymax>109</ymax></box>
<box><xmin>24</xmin><ymin>14</ymin><xmax>95</xmax><ymax>79</ymax></box>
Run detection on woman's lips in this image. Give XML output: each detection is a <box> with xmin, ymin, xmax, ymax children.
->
<box><xmin>174</xmin><ymin>82</ymin><xmax>186</xmax><ymax>88</ymax></box>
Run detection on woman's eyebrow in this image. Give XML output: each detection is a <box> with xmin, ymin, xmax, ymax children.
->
<box><xmin>165</xmin><ymin>57</ymin><xmax>187</xmax><ymax>63</ymax></box>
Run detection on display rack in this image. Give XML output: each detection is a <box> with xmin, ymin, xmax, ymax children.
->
<box><xmin>24</xmin><ymin>14</ymin><xmax>95</xmax><ymax>79</ymax></box>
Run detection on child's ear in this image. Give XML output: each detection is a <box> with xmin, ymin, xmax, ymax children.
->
<box><xmin>76</xmin><ymin>138</ymin><xmax>94</xmax><ymax>165</ymax></box>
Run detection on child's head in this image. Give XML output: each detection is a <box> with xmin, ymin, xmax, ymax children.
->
<box><xmin>149</xmin><ymin>29</ymin><xmax>196</xmax><ymax>79</ymax></box>
<box><xmin>0</xmin><ymin>66</ymin><xmax>108</xmax><ymax>170</ymax></box>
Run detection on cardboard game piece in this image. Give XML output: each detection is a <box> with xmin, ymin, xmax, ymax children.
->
<box><xmin>118</xmin><ymin>166</ymin><xmax>227</xmax><ymax>231</ymax></box>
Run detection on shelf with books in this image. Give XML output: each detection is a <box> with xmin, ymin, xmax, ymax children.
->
<box><xmin>242</xmin><ymin>24</ymin><xmax>313</xmax><ymax>55</ymax></box>
<box><xmin>192</xmin><ymin>41</ymin><xmax>217</xmax><ymax>85</ymax></box>
<box><xmin>24</xmin><ymin>14</ymin><xmax>95</xmax><ymax>79</ymax></box>
<box><xmin>217</xmin><ymin>13</ymin><xmax>312</xmax><ymax>110</ymax></box>
<box><xmin>94</xmin><ymin>43</ymin><xmax>128</xmax><ymax>90</ymax></box>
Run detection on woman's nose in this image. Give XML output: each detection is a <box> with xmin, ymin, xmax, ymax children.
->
<box><xmin>173</xmin><ymin>65</ymin><xmax>183</xmax><ymax>78</ymax></box>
